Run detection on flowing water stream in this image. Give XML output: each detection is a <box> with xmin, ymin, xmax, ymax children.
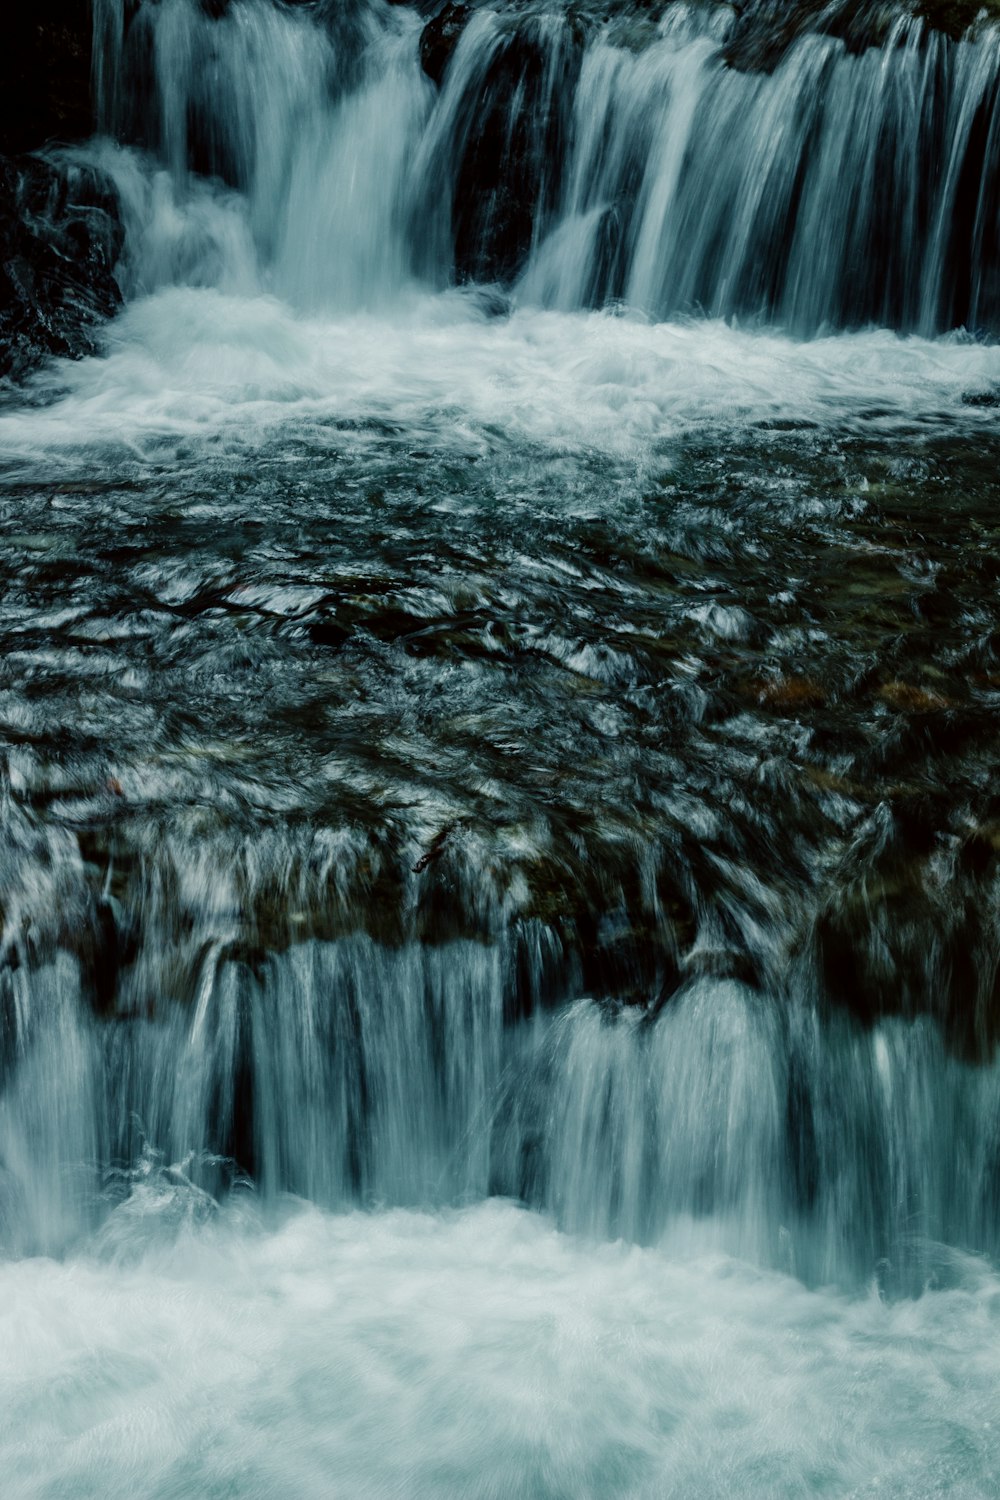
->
<box><xmin>3</xmin><ymin>1</ymin><xmax>1000</xmax><ymax>1494</ymax></box>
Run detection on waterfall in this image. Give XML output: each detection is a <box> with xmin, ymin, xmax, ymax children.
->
<box><xmin>6</xmin><ymin>4</ymin><xmax>1000</xmax><ymax>1491</ymax></box>
<box><xmin>3</xmin><ymin>0</ymin><xmax>1000</xmax><ymax>1297</ymax></box>
<box><xmin>5</xmin><ymin>0</ymin><xmax>1000</xmax><ymax>1282</ymax></box>
<box><xmin>88</xmin><ymin>0</ymin><xmax>1000</xmax><ymax>333</ymax></box>
<box><xmin>5</xmin><ymin>925</ymin><xmax>1000</xmax><ymax>1292</ymax></box>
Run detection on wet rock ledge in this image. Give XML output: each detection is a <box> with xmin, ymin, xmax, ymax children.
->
<box><xmin>0</xmin><ymin>4</ymin><xmax>124</xmax><ymax>382</ymax></box>
<box><xmin>417</xmin><ymin>0</ymin><xmax>1000</xmax><ymax>85</ymax></box>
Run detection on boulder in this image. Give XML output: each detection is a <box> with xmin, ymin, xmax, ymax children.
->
<box><xmin>0</xmin><ymin>154</ymin><xmax>124</xmax><ymax>381</ymax></box>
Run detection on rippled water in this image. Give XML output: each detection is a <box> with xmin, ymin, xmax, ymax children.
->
<box><xmin>3</xmin><ymin>290</ymin><xmax>1000</xmax><ymax>1026</ymax></box>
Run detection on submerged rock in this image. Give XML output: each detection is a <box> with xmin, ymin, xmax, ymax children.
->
<box><xmin>0</xmin><ymin>155</ymin><xmax>124</xmax><ymax>382</ymax></box>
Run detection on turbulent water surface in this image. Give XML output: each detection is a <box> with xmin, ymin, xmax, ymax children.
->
<box><xmin>4</xmin><ymin>0</ymin><xmax>1000</xmax><ymax>1495</ymax></box>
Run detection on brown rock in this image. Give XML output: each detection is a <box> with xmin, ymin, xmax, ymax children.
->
<box><xmin>878</xmin><ymin>681</ymin><xmax>952</xmax><ymax>714</ymax></box>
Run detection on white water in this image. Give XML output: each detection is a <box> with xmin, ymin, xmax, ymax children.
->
<box><xmin>3</xmin><ymin>1200</ymin><xmax>1000</xmax><ymax>1499</ymax></box>
<box><xmin>4</xmin><ymin>943</ymin><xmax>1000</xmax><ymax>1290</ymax></box>
<box><xmin>7</xmin><ymin>0</ymin><xmax>1000</xmax><ymax>465</ymax></box>
<box><xmin>3</xmin><ymin>287</ymin><xmax>999</xmax><ymax>466</ymax></box>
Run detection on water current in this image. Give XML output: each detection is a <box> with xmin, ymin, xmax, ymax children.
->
<box><xmin>3</xmin><ymin>0</ymin><xmax>1000</xmax><ymax>1494</ymax></box>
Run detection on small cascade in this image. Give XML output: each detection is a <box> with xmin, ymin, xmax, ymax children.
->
<box><xmin>4</xmin><ymin>919</ymin><xmax>1000</xmax><ymax>1291</ymax></box>
<box><xmin>6</xmin><ymin>7</ymin><xmax>1000</xmax><ymax>1494</ymax></box>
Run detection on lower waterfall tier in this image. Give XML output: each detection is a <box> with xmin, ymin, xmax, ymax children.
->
<box><xmin>2</xmin><ymin>337</ymin><xmax>1000</xmax><ymax>1288</ymax></box>
<box><xmin>5</xmin><ymin>934</ymin><xmax>1000</xmax><ymax>1297</ymax></box>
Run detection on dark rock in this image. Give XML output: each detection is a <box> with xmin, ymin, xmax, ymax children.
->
<box><xmin>814</xmin><ymin>807</ymin><xmax>999</xmax><ymax>1059</ymax></box>
<box><xmin>437</xmin><ymin>15</ymin><xmax>584</xmax><ymax>284</ymax></box>
<box><xmin>420</xmin><ymin>1</ymin><xmax>474</xmax><ymax>84</ymax></box>
<box><xmin>721</xmin><ymin>0</ymin><xmax>813</xmax><ymax>72</ymax></box>
<box><xmin>0</xmin><ymin>154</ymin><xmax>124</xmax><ymax>381</ymax></box>
<box><xmin>917</xmin><ymin>0</ymin><xmax>1000</xmax><ymax>39</ymax></box>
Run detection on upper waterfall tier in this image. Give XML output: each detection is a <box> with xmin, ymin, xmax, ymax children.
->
<box><xmin>90</xmin><ymin>0</ymin><xmax>1000</xmax><ymax>335</ymax></box>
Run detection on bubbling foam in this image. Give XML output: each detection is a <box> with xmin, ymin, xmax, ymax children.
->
<box><xmin>1</xmin><ymin>1200</ymin><xmax>999</xmax><ymax>1499</ymax></box>
<box><xmin>2</xmin><ymin>287</ymin><xmax>998</xmax><ymax>471</ymax></box>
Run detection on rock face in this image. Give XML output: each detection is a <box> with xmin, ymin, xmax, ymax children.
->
<box><xmin>420</xmin><ymin>1</ymin><xmax>474</xmax><ymax>83</ymax></box>
<box><xmin>453</xmin><ymin>23</ymin><xmax>581</xmax><ymax>283</ymax></box>
<box><xmin>419</xmin><ymin>0</ymin><xmax>1000</xmax><ymax>88</ymax></box>
<box><xmin>0</xmin><ymin>155</ymin><xmax>124</xmax><ymax>381</ymax></box>
<box><xmin>724</xmin><ymin>0</ymin><xmax>1000</xmax><ymax>71</ymax></box>
<box><xmin>0</xmin><ymin>7</ymin><xmax>126</xmax><ymax>382</ymax></box>
<box><xmin>421</xmin><ymin>9</ymin><xmax>584</xmax><ymax>284</ymax></box>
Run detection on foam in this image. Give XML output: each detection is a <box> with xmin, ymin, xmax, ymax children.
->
<box><xmin>1</xmin><ymin>1200</ymin><xmax>998</xmax><ymax>1498</ymax></box>
<box><xmin>1</xmin><ymin>288</ymin><xmax>997</xmax><ymax>472</ymax></box>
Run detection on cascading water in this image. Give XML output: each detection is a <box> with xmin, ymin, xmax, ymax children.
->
<box><xmin>3</xmin><ymin>2</ymin><xmax>1000</xmax><ymax>1495</ymax></box>
<box><xmin>89</xmin><ymin>0</ymin><xmax>1000</xmax><ymax>329</ymax></box>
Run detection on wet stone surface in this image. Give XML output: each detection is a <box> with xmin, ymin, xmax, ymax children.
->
<box><xmin>2</xmin><ymin>420</ymin><xmax>1000</xmax><ymax>1051</ymax></box>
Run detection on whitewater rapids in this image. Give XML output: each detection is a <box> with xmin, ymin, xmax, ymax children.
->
<box><xmin>3</xmin><ymin>1199</ymin><xmax>1000</xmax><ymax>1499</ymax></box>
